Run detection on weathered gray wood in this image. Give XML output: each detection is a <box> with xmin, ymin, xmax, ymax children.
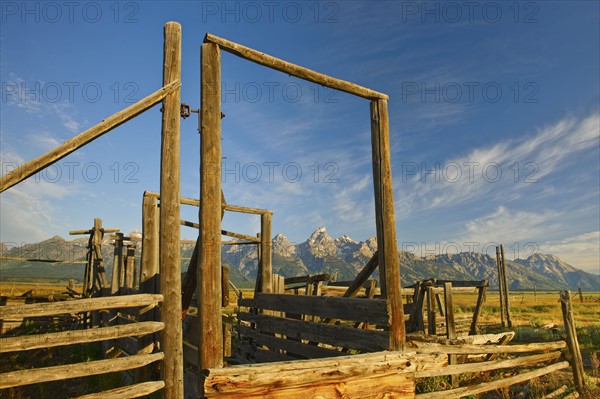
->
<box><xmin>469</xmin><ymin>284</ymin><xmax>487</xmax><ymax>335</ymax></box>
<box><xmin>496</xmin><ymin>246</ymin><xmax>506</xmax><ymax>328</ymax></box>
<box><xmin>111</xmin><ymin>233</ymin><xmax>124</xmax><ymax>294</ymax></box>
<box><xmin>203</xmin><ymin>350</ymin><xmax>415</xmax><ymax>398</ymax></box>
<box><xmin>199</xmin><ymin>41</ymin><xmax>224</xmax><ymax>370</ymax></box>
<box><xmin>237</xmin><ymin>312</ymin><xmax>389</xmax><ymax>352</ymax></box>
<box><xmin>0</xmin><ymin>81</ymin><xmax>179</xmax><ymax>193</ymax></box>
<box><xmin>237</xmin><ymin>339</ymin><xmax>296</xmax><ymax>363</ymax></box>
<box><xmin>237</xmin><ymin>325</ymin><xmax>344</xmax><ymax>359</ymax></box>
<box><xmin>370</xmin><ymin>99</ymin><xmax>404</xmax><ymax>350</ymax></box>
<box><xmin>159</xmin><ymin>21</ymin><xmax>183</xmax><ymax>399</ymax></box>
<box><xmin>239</xmin><ymin>294</ymin><xmax>389</xmax><ymax>325</ymax></box>
<box><xmin>0</xmin><ymin>352</ymin><xmax>164</xmax><ymax>389</ymax></box>
<box><xmin>0</xmin><ymin>294</ymin><xmax>162</xmax><ymax>319</ymax></box>
<box><xmin>415</xmin><ymin>351</ymin><xmax>562</xmax><ymax>378</ymax></box>
<box><xmin>427</xmin><ymin>286</ymin><xmax>437</xmax><ymax>336</ymax></box>
<box><xmin>72</xmin><ymin>381</ymin><xmax>165</xmax><ymax>399</ymax></box>
<box><xmin>343</xmin><ymin>252</ymin><xmax>379</xmax><ymax>298</ymax></box>
<box><xmin>411</xmin><ymin>340</ymin><xmax>566</xmax><ymax>354</ymax></box>
<box><xmin>500</xmin><ymin>244</ymin><xmax>512</xmax><ymax>328</ymax></box>
<box><xmin>284</xmin><ymin>274</ymin><xmax>330</xmax><ymax>285</ymax></box>
<box><xmin>222</xmin><ymin>266</ymin><xmax>230</xmax><ymax>307</ymax></box>
<box><xmin>0</xmin><ymin>321</ymin><xmax>163</xmax><ymax>353</ymax></box>
<box><xmin>204</xmin><ymin>33</ymin><xmax>388</xmax><ymax>101</ymax></box>
<box><xmin>560</xmin><ymin>290</ymin><xmax>586</xmax><ymax>393</ymax></box>
<box><xmin>415</xmin><ymin>361</ymin><xmax>569</xmax><ymax>399</ymax></box>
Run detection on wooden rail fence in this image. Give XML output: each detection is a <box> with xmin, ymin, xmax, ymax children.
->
<box><xmin>0</xmin><ymin>294</ymin><xmax>165</xmax><ymax>398</ymax></box>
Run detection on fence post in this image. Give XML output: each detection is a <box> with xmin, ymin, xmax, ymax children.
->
<box><xmin>496</xmin><ymin>246</ymin><xmax>506</xmax><ymax>328</ymax></box>
<box><xmin>370</xmin><ymin>98</ymin><xmax>404</xmax><ymax>350</ymax></box>
<box><xmin>560</xmin><ymin>290</ymin><xmax>586</xmax><ymax>393</ymax></box>
<box><xmin>500</xmin><ymin>244</ymin><xmax>512</xmax><ymax>328</ymax></box>
<box><xmin>444</xmin><ymin>282</ymin><xmax>458</xmax><ymax>388</ymax></box>
<box><xmin>259</xmin><ymin>212</ymin><xmax>273</xmax><ymax>293</ymax></box>
<box><xmin>199</xmin><ymin>40</ymin><xmax>224</xmax><ymax>373</ymax></box>
<box><xmin>159</xmin><ymin>21</ymin><xmax>183</xmax><ymax>399</ymax></box>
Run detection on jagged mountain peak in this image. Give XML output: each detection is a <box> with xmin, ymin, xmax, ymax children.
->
<box><xmin>335</xmin><ymin>234</ymin><xmax>357</xmax><ymax>245</ymax></box>
<box><xmin>308</xmin><ymin>226</ymin><xmax>333</xmax><ymax>243</ymax></box>
<box><xmin>273</xmin><ymin>233</ymin><xmax>289</xmax><ymax>242</ymax></box>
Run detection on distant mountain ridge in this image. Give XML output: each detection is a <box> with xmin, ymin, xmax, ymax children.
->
<box><xmin>1</xmin><ymin>228</ymin><xmax>598</xmax><ymax>291</ymax></box>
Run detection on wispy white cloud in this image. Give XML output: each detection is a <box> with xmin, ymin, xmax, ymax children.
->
<box><xmin>541</xmin><ymin>231</ymin><xmax>600</xmax><ymax>274</ymax></box>
<box><xmin>0</xmin><ymin>148</ymin><xmax>80</xmax><ymax>244</ymax></box>
<box><xmin>397</xmin><ymin>112</ymin><xmax>600</xmax><ymax>218</ymax></box>
<box><xmin>3</xmin><ymin>73</ymin><xmax>82</xmax><ymax>133</ymax></box>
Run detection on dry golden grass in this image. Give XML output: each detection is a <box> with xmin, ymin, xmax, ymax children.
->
<box><xmin>0</xmin><ymin>281</ymin><xmax>79</xmax><ymax>297</ymax></box>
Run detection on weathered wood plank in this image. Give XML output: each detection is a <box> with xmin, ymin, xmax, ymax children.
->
<box><xmin>239</xmin><ymin>294</ymin><xmax>388</xmax><ymax>325</ymax></box>
<box><xmin>237</xmin><ymin>312</ymin><xmax>389</xmax><ymax>352</ymax></box>
<box><xmin>0</xmin><ymin>321</ymin><xmax>163</xmax><ymax>353</ymax></box>
<box><xmin>415</xmin><ymin>351</ymin><xmax>562</xmax><ymax>378</ymax></box>
<box><xmin>203</xmin><ymin>350</ymin><xmax>415</xmax><ymax>398</ymax></box>
<box><xmin>0</xmin><ymin>81</ymin><xmax>179</xmax><ymax>193</ymax></box>
<box><xmin>72</xmin><ymin>381</ymin><xmax>165</xmax><ymax>399</ymax></box>
<box><xmin>0</xmin><ymin>352</ymin><xmax>164</xmax><ymax>389</ymax></box>
<box><xmin>237</xmin><ymin>325</ymin><xmax>345</xmax><ymax>359</ymax></box>
<box><xmin>411</xmin><ymin>340</ymin><xmax>566</xmax><ymax>354</ymax></box>
<box><xmin>0</xmin><ymin>294</ymin><xmax>162</xmax><ymax>319</ymax></box>
<box><xmin>415</xmin><ymin>361</ymin><xmax>569</xmax><ymax>399</ymax></box>
<box><xmin>237</xmin><ymin>340</ymin><xmax>297</xmax><ymax>363</ymax></box>
<box><xmin>343</xmin><ymin>252</ymin><xmax>378</xmax><ymax>298</ymax></box>
<box><xmin>204</xmin><ymin>33</ymin><xmax>388</xmax><ymax>101</ymax></box>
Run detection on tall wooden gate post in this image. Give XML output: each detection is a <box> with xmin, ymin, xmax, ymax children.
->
<box><xmin>370</xmin><ymin>99</ymin><xmax>405</xmax><ymax>350</ymax></box>
<box><xmin>159</xmin><ymin>21</ymin><xmax>183</xmax><ymax>399</ymax></box>
<box><xmin>199</xmin><ymin>41</ymin><xmax>224</xmax><ymax>371</ymax></box>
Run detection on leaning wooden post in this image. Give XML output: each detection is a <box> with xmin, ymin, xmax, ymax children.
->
<box><xmin>159</xmin><ymin>21</ymin><xmax>183</xmax><ymax>399</ymax></box>
<box><xmin>199</xmin><ymin>41</ymin><xmax>224</xmax><ymax>373</ymax></box>
<box><xmin>560</xmin><ymin>291</ymin><xmax>586</xmax><ymax>393</ymax></box>
<box><xmin>500</xmin><ymin>244</ymin><xmax>512</xmax><ymax>328</ymax></box>
<box><xmin>259</xmin><ymin>212</ymin><xmax>273</xmax><ymax>293</ymax></box>
<box><xmin>370</xmin><ymin>98</ymin><xmax>405</xmax><ymax>350</ymax></box>
<box><xmin>496</xmin><ymin>246</ymin><xmax>506</xmax><ymax>328</ymax></box>
<box><xmin>470</xmin><ymin>282</ymin><xmax>488</xmax><ymax>335</ymax></box>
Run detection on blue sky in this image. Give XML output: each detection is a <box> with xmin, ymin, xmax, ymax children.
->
<box><xmin>1</xmin><ymin>1</ymin><xmax>598</xmax><ymax>274</ymax></box>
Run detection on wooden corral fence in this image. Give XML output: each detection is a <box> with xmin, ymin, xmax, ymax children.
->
<box><xmin>0</xmin><ymin>21</ymin><xmax>183</xmax><ymax>398</ymax></box>
<box><xmin>0</xmin><ymin>294</ymin><xmax>165</xmax><ymax>397</ymax></box>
